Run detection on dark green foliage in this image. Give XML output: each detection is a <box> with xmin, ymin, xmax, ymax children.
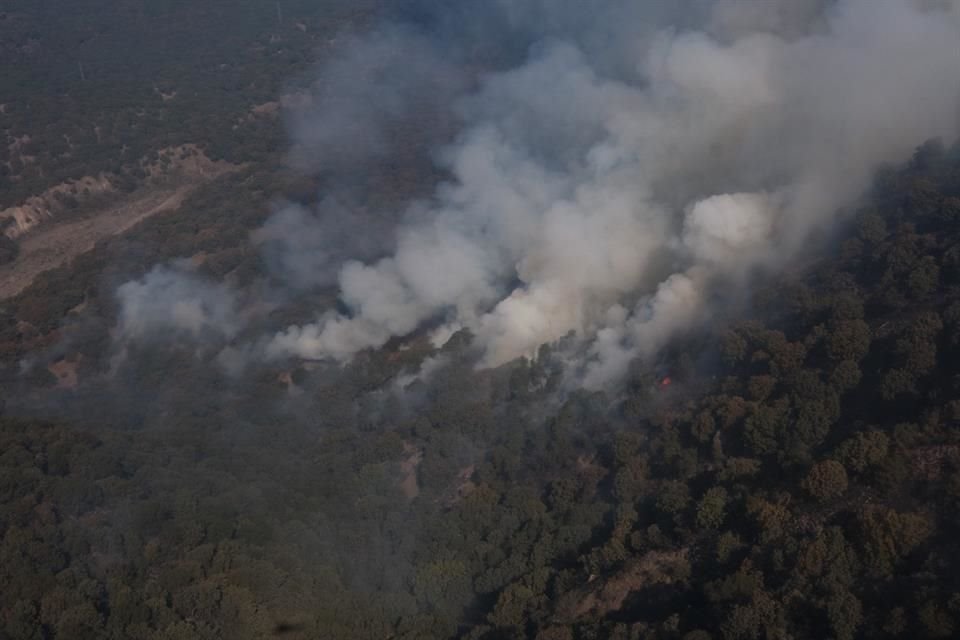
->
<box><xmin>3</xmin><ymin>67</ymin><xmax>960</xmax><ymax>640</ymax></box>
<box><xmin>802</xmin><ymin>460</ymin><xmax>849</xmax><ymax>501</ymax></box>
<box><xmin>0</xmin><ymin>0</ymin><xmax>378</xmax><ymax>209</ymax></box>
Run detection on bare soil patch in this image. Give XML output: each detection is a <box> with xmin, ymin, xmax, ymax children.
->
<box><xmin>1</xmin><ymin>183</ymin><xmax>197</xmax><ymax>299</ymax></box>
<box><xmin>0</xmin><ymin>146</ymin><xmax>237</xmax><ymax>299</ymax></box>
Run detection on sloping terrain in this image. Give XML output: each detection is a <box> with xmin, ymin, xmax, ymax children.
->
<box><xmin>0</xmin><ymin>149</ymin><xmax>238</xmax><ymax>299</ymax></box>
<box><xmin>1</xmin><ymin>184</ymin><xmax>193</xmax><ymax>299</ymax></box>
<box><xmin>3</xmin><ymin>1</ymin><xmax>960</xmax><ymax>639</ymax></box>
<box><xmin>1</xmin><ymin>141</ymin><xmax>960</xmax><ymax>640</ymax></box>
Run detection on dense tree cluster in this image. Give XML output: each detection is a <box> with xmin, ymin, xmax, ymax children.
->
<box><xmin>0</xmin><ymin>0</ymin><xmax>379</xmax><ymax>210</ymax></box>
<box><xmin>2</xmin><ymin>140</ymin><xmax>960</xmax><ymax>639</ymax></box>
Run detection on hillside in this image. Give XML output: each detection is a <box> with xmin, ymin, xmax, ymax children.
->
<box><xmin>0</xmin><ymin>0</ymin><xmax>378</xmax><ymax>201</ymax></box>
<box><xmin>2</xmin><ymin>136</ymin><xmax>960</xmax><ymax>638</ymax></box>
<box><xmin>3</xmin><ymin>1</ymin><xmax>960</xmax><ymax>639</ymax></box>
<box><xmin>0</xmin><ymin>0</ymin><xmax>384</xmax><ymax>321</ymax></box>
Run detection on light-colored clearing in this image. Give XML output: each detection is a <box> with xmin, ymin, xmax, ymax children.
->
<box><xmin>0</xmin><ymin>147</ymin><xmax>238</xmax><ymax>300</ymax></box>
<box><xmin>0</xmin><ymin>185</ymin><xmax>191</xmax><ymax>299</ymax></box>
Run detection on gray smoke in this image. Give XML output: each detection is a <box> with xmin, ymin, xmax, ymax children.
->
<box><xmin>260</xmin><ymin>0</ymin><xmax>960</xmax><ymax>387</ymax></box>
<box><xmin>253</xmin><ymin>199</ymin><xmax>399</xmax><ymax>291</ymax></box>
<box><xmin>115</xmin><ymin>264</ymin><xmax>240</xmax><ymax>344</ymax></box>
<box><xmin>287</xmin><ymin>25</ymin><xmax>467</xmax><ymax>177</ymax></box>
<box><xmin>105</xmin><ymin>1</ymin><xmax>960</xmax><ymax>389</ymax></box>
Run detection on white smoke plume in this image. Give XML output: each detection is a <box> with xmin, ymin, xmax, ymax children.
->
<box><xmin>115</xmin><ymin>264</ymin><xmax>240</xmax><ymax>344</ymax></box>
<box><xmin>258</xmin><ymin>0</ymin><xmax>960</xmax><ymax>387</ymax></box>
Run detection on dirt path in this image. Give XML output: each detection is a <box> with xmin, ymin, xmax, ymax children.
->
<box><xmin>0</xmin><ymin>185</ymin><xmax>194</xmax><ymax>299</ymax></box>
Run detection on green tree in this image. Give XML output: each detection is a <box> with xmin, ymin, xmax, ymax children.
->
<box><xmin>856</xmin><ymin>210</ymin><xmax>887</xmax><ymax>244</ymax></box>
<box><xmin>489</xmin><ymin>583</ymin><xmax>535</xmax><ymax>630</ymax></box>
<box><xmin>720</xmin><ymin>591</ymin><xmax>784</xmax><ymax>640</ymax></box>
<box><xmin>883</xmin><ymin>608</ymin><xmax>908</xmax><ymax>635</ymax></box>
<box><xmin>656</xmin><ymin>480</ymin><xmax>691</xmax><ymax>518</ymax></box>
<box><xmin>715</xmin><ymin>532</ymin><xmax>745</xmax><ymax>565</ymax></box>
<box><xmin>908</xmin><ymin>256</ymin><xmax>940</xmax><ymax>299</ymax></box>
<box><xmin>881</xmin><ymin>368</ymin><xmax>917</xmax><ymax>400</ymax></box>
<box><xmin>825</xmin><ymin>586</ymin><xmax>862</xmax><ymax>640</ymax></box>
<box><xmin>829</xmin><ymin>360</ymin><xmax>862</xmax><ymax>392</ymax></box>
<box><xmin>919</xmin><ymin>602</ymin><xmax>955</xmax><ymax>638</ymax></box>
<box><xmin>835</xmin><ymin>432</ymin><xmax>889</xmax><ymax>474</ymax></box>
<box><xmin>696</xmin><ymin>487</ymin><xmax>729</xmax><ymax>530</ymax></box>
<box><xmin>826</xmin><ymin>319</ymin><xmax>871</xmax><ymax>362</ymax></box>
<box><xmin>802</xmin><ymin>460</ymin><xmax>848</xmax><ymax>501</ymax></box>
<box><xmin>859</xmin><ymin>506</ymin><xmax>932</xmax><ymax>576</ymax></box>
<box><xmin>746</xmin><ymin>497</ymin><xmax>791</xmax><ymax>544</ymax></box>
<box><xmin>747</xmin><ymin>376</ymin><xmax>777</xmax><ymax>402</ymax></box>
<box><xmin>743</xmin><ymin>400</ymin><xmax>788</xmax><ymax>457</ymax></box>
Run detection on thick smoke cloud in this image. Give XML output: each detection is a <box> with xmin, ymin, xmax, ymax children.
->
<box><xmin>258</xmin><ymin>0</ymin><xmax>960</xmax><ymax>387</ymax></box>
<box><xmin>112</xmin><ymin>0</ymin><xmax>960</xmax><ymax>390</ymax></box>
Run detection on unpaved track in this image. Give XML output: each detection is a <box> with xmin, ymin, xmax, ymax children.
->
<box><xmin>0</xmin><ymin>185</ymin><xmax>193</xmax><ymax>299</ymax></box>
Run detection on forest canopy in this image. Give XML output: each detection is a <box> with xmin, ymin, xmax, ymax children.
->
<box><xmin>3</xmin><ymin>1</ymin><xmax>960</xmax><ymax>639</ymax></box>
<box><xmin>1</xmin><ymin>140</ymin><xmax>960</xmax><ymax>639</ymax></box>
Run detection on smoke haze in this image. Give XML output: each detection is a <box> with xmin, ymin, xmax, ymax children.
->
<box><xmin>116</xmin><ymin>264</ymin><xmax>240</xmax><ymax>344</ymax></box>
<box><xmin>122</xmin><ymin>0</ymin><xmax>960</xmax><ymax>388</ymax></box>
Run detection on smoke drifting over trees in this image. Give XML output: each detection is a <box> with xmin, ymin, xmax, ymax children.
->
<box><xmin>8</xmin><ymin>2</ymin><xmax>960</xmax><ymax>638</ymax></box>
<box><xmin>116</xmin><ymin>0</ymin><xmax>960</xmax><ymax>388</ymax></box>
<box><xmin>116</xmin><ymin>264</ymin><xmax>240</xmax><ymax>344</ymax></box>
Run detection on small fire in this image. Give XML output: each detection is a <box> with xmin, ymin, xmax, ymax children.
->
<box><xmin>659</xmin><ymin>376</ymin><xmax>672</xmax><ymax>388</ymax></box>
